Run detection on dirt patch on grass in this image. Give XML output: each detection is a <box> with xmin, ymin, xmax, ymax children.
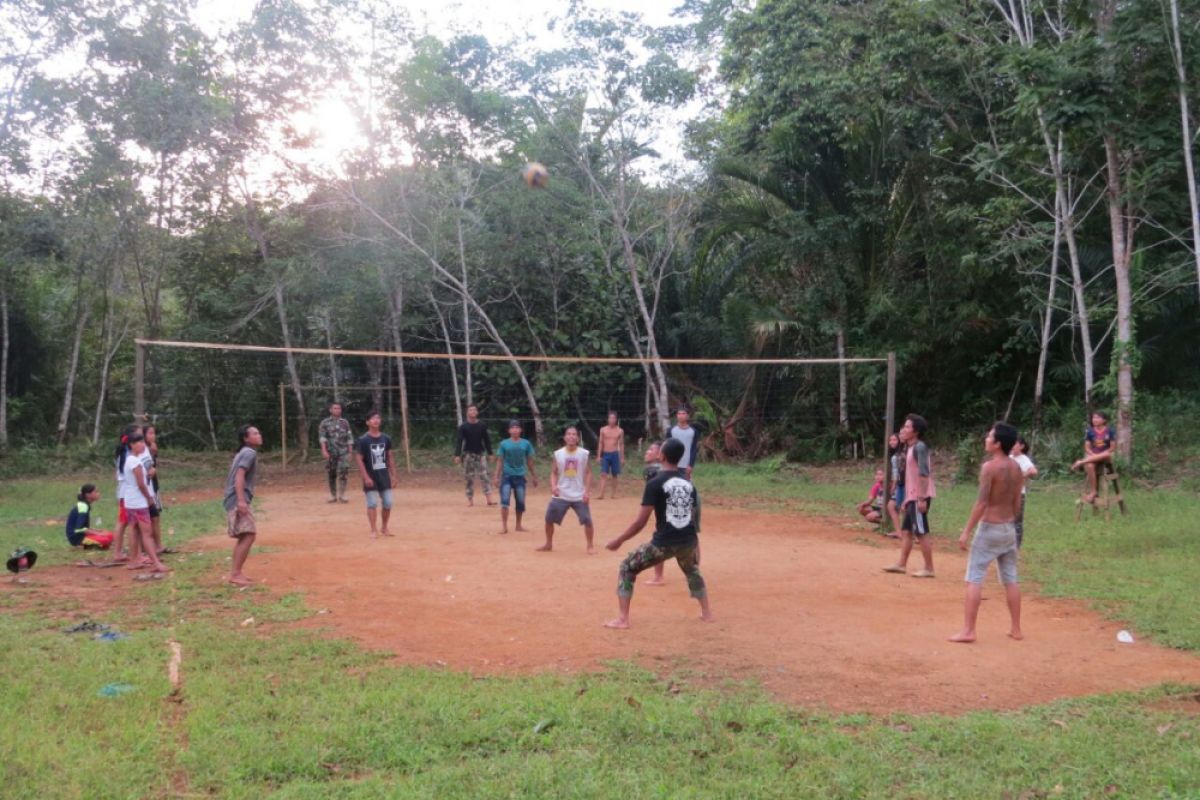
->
<box><xmin>182</xmin><ymin>479</ymin><xmax>1200</xmax><ymax>715</ymax></box>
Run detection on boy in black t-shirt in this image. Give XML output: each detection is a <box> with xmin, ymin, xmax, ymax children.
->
<box><xmin>604</xmin><ymin>438</ymin><xmax>713</xmax><ymax>629</ymax></box>
<box><xmin>355</xmin><ymin>410</ymin><xmax>398</xmax><ymax>539</ymax></box>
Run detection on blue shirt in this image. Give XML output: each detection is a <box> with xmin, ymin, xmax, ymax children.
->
<box><xmin>498</xmin><ymin>438</ymin><xmax>535</xmax><ymax>477</ymax></box>
<box><xmin>1086</xmin><ymin>426</ymin><xmax>1114</xmax><ymax>454</ymax></box>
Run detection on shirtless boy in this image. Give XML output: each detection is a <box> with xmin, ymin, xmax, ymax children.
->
<box><xmin>949</xmin><ymin>422</ymin><xmax>1025</xmax><ymax>644</ymax></box>
<box><xmin>596</xmin><ymin>412</ymin><xmax>624</xmax><ymax>499</ymax></box>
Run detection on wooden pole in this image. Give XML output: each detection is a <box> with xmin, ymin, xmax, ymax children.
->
<box><xmin>396</xmin><ymin>355</ymin><xmax>412</xmax><ymax>473</ymax></box>
<box><xmin>881</xmin><ymin>352</ymin><xmax>897</xmax><ymax>532</ymax></box>
<box><xmin>134</xmin><ymin>341</ymin><xmax>145</xmax><ymax>422</ymax></box>
<box><xmin>279</xmin><ymin>382</ymin><xmax>287</xmax><ymax>472</ymax></box>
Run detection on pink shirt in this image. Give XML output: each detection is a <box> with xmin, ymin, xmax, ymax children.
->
<box><xmin>904</xmin><ymin>442</ymin><xmax>936</xmax><ymax>505</ymax></box>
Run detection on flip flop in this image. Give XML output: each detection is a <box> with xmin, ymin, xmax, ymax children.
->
<box><xmin>883</xmin><ymin>565</ymin><xmax>906</xmax><ymax>574</ymax></box>
<box><xmin>911</xmin><ymin>570</ymin><xmax>936</xmax><ymax>578</ymax></box>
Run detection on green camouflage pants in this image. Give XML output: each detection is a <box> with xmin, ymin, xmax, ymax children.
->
<box><xmin>617</xmin><ymin>541</ymin><xmax>705</xmax><ymax>599</ymax></box>
<box><xmin>463</xmin><ymin>453</ymin><xmax>492</xmax><ymax>500</ymax></box>
<box><xmin>326</xmin><ymin>454</ymin><xmax>350</xmax><ymax>498</ymax></box>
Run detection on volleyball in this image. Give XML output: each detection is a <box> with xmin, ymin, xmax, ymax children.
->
<box><xmin>521</xmin><ymin>162</ymin><xmax>549</xmax><ymax>188</ymax></box>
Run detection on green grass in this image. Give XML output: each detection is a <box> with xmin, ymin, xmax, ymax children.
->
<box><xmin>1</xmin><ymin>465</ymin><xmax>1199</xmax><ymax>798</ymax></box>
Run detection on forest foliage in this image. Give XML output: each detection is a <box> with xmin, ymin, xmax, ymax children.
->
<box><xmin>1</xmin><ymin>0</ymin><xmax>1198</xmax><ymax>465</ymax></box>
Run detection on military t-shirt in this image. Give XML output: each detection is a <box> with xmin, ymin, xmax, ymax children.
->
<box><xmin>642</xmin><ymin>469</ymin><xmax>699</xmax><ymax>549</ymax></box>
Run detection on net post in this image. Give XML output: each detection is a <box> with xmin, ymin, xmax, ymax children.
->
<box><xmin>881</xmin><ymin>352</ymin><xmax>897</xmax><ymax>532</ymax></box>
<box><xmin>279</xmin><ymin>383</ymin><xmax>287</xmax><ymax>472</ymax></box>
<box><xmin>134</xmin><ymin>341</ymin><xmax>146</xmax><ymax>421</ymax></box>
<box><xmin>397</xmin><ymin>357</ymin><xmax>412</xmax><ymax>473</ymax></box>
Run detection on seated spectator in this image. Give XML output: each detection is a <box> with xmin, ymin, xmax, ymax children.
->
<box><xmin>1071</xmin><ymin>411</ymin><xmax>1114</xmax><ymax>503</ymax></box>
<box><xmin>66</xmin><ymin>484</ymin><xmax>114</xmax><ymax>550</ymax></box>
<box><xmin>858</xmin><ymin>468</ymin><xmax>885</xmax><ymax>524</ymax></box>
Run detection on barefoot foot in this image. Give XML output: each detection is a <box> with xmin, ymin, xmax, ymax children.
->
<box><xmin>534</xmin><ymin>543</ymin><xmax>552</xmax><ymax>552</ymax></box>
<box><xmin>515</xmin><ymin>525</ymin><xmax>529</xmax><ymax>532</ymax></box>
<box><xmin>645</xmin><ymin>577</ymin><xmax>665</xmax><ymax>586</ymax></box>
<box><xmin>700</xmin><ymin>612</ymin><xmax>715</xmax><ymax>622</ymax></box>
<box><xmin>587</xmin><ymin>547</ymin><xmax>597</xmax><ymax>555</ymax></box>
<box><xmin>603</xmin><ymin>618</ymin><xmax>630</xmax><ymax>629</ymax></box>
<box><xmin>948</xmin><ymin>631</ymin><xmax>976</xmax><ymax>643</ymax></box>
<box><xmin>229</xmin><ymin>574</ymin><xmax>252</xmax><ymax>586</ymax></box>
<box><xmin>381</xmin><ymin>529</ymin><xmax>395</xmax><ymax>537</ymax></box>
<box><xmin>1008</xmin><ymin>630</ymin><xmax>1024</xmax><ymax>641</ymax></box>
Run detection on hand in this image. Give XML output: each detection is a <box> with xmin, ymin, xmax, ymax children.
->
<box><xmin>552</xmin><ymin>486</ymin><xmax>560</xmax><ymax>497</ymax></box>
<box><xmin>958</xmin><ymin>530</ymin><xmax>970</xmax><ymax>551</ymax></box>
<box><xmin>532</xmin><ymin>477</ymin><xmax>539</xmax><ymax>488</ymax></box>
<box><xmin>237</xmin><ymin>500</ymin><xmax>249</xmax><ymax>514</ymax></box>
<box><xmin>918</xmin><ymin>500</ymin><xmax>928</xmax><ymax>514</ymax></box>
<box><xmin>583</xmin><ymin>492</ymin><xmax>590</xmax><ymax>503</ymax></box>
<box><xmin>364</xmin><ymin>477</ymin><xmax>375</xmax><ymax>489</ymax></box>
<box><xmin>605</xmin><ymin>538</ymin><xmax>621</xmax><ymax>551</ymax></box>
<box><xmin>322</xmin><ymin>450</ymin><xmax>330</xmax><ymax>462</ymax></box>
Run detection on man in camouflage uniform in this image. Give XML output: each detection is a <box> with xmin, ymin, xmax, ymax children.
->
<box><xmin>319</xmin><ymin>402</ymin><xmax>354</xmax><ymax>503</ymax></box>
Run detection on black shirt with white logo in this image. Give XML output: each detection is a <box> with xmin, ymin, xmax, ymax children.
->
<box><xmin>642</xmin><ymin>469</ymin><xmax>699</xmax><ymax>548</ymax></box>
<box><xmin>357</xmin><ymin>433</ymin><xmax>393</xmax><ymax>491</ymax></box>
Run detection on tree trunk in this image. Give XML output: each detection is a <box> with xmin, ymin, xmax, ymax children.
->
<box><xmin>1168</xmin><ymin>0</ymin><xmax>1200</xmax><ymax>303</ymax></box>
<box><xmin>384</xmin><ymin>278</ymin><xmax>413</xmax><ymax>473</ymax></box>
<box><xmin>273</xmin><ymin>278</ymin><xmax>309</xmax><ymax>456</ymax></box>
<box><xmin>201</xmin><ymin>378</ymin><xmax>219</xmax><ymax>451</ymax></box>
<box><xmin>835</xmin><ymin>326</ymin><xmax>849</xmax><ymax>433</ymax></box>
<box><xmin>456</xmin><ymin>211</ymin><xmax>473</xmax><ymax>407</ymax></box>
<box><xmin>1033</xmin><ymin>201</ymin><xmax>1062</xmax><ymax>430</ymax></box>
<box><xmin>366</xmin><ymin>355</ymin><xmax>384</xmax><ymax>413</ymax></box>
<box><xmin>0</xmin><ymin>278</ymin><xmax>9</xmax><ymax>450</ymax></box>
<box><xmin>1103</xmin><ymin>135</ymin><xmax>1136</xmax><ymax>461</ymax></box>
<box><xmin>430</xmin><ymin>287</ymin><xmax>463</xmax><ymax>426</ymax></box>
<box><xmin>56</xmin><ymin>304</ymin><xmax>92</xmax><ymax>445</ymax></box>
<box><xmin>347</xmin><ymin>185</ymin><xmax>544</xmax><ymax>443</ymax></box>
<box><xmin>323</xmin><ymin>314</ymin><xmax>339</xmax><ymax>399</ymax></box>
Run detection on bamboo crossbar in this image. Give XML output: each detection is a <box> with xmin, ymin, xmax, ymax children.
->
<box><xmin>135</xmin><ymin>339</ymin><xmax>889</xmax><ymax>366</ymax></box>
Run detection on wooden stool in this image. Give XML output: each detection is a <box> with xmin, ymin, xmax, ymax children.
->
<box><xmin>1075</xmin><ymin>464</ymin><xmax>1128</xmax><ymax>522</ymax></box>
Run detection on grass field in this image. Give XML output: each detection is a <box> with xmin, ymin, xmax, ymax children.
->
<box><xmin>1</xmin><ymin>458</ymin><xmax>1198</xmax><ymax>799</ymax></box>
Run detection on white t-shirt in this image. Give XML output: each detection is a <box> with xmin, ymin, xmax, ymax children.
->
<box><xmin>554</xmin><ymin>446</ymin><xmax>589</xmax><ymax>502</ymax></box>
<box><xmin>1011</xmin><ymin>453</ymin><xmax>1035</xmax><ymax>495</ymax></box>
<box><xmin>121</xmin><ymin>453</ymin><xmax>152</xmax><ymax>509</ymax></box>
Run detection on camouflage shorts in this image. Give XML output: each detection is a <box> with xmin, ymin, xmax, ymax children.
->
<box><xmin>617</xmin><ymin>541</ymin><xmax>705</xmax><ymax>599</ymax></box>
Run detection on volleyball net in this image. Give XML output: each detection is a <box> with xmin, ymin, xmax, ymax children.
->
<box><xmin>131</xmin><ymin>338</ymin><xmax>896</xmax><ymax>476</ymax></box>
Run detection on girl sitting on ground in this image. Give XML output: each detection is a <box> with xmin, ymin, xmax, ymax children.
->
<box><xmin>66</xmin><ymin>484</ymin><xmax>114</xmax><ymax>550</ymax></box>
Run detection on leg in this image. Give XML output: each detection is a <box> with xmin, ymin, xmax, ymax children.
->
<box><xmin>464</xmin><ymin>456</ymin><xmax>475</xmax><ymax>506</ymax></box>
<box><xmin>918</xmin><ymin>534</ymin><xmax>935</xmax><ymax>573</ymax></box>
<box><xmin>647</xmin><ymin>562</ymin><xmax>666</xmax><ymax>585</ymax></box>
<box><xmin>480</xmin><ymin>460</ymin><xmax>495</xmax><ymax>505</ymax></box>
<box><xmin>229</xmin><ymin>533</ymin><xmax>256</xmax><ymax>585</ymax></box>
<box><xmin>337</xmin><ymin>459</ymin><xmax>349</xmax><ymax>501</ymax></box>
<box><xmin>584</xmin><ymin>523</ymin><xmax>595</xmax><ymax>554</ymax></box>
<box><xmin>675</xmin><ymin>547</ymin><xmax>712</xmax><ymax>622</ymax></box>
<box><xmin>151</xmin><ymin>514</ymin><xmax>163</xmax><ymax>553</ymax></box>
<box><xmin>597</xmin><ymin>472</ymin><xmax>608</xmax><ymax>500</ymax></box>
<box><xmin>499</xmin><ymin>506</ymin><xmax>510</xmax><ymax>534</ymax></box>
<box><xmin>949</xmin><ymin>582</ymin><xmax>983</xmax><ymax>643</ymax></box>
<box><xmin>327</xmin><ymin>463</ymin><xmax>338</xmax><ymax>501</ymax></box>
<box><xmin>606</xmin><ymin>542</ymin><xmax>671</xmax><ymax>629</ymax></box>
<box><xmin>885</xmin><ymin>530</ymin><xmax>913</xmax><ymax>572</ymax></box>
<box><xmin>380</xmin><ymin>491</ymin><xmax>393</xmax><ymax>536</ymax></box>
<box><xmin>497</xmin><ymin>477</ymin><xmax>511</xmax><ymax>533</ymax></box>
<box><xmin>538</xmin><ymin>520</ymin><xmax>555</xmax><ymax>551</ymax></box>
<box><xmin>1083</xmin><ymin>463</ymin><xmax>1098</xmax><ymax>502</ymax></box>
<box><xmin>886</xmin><ymin>499</ymin><xmax>901</xmax><ymax>535</ymax></box>
<box><xmin>513</xmin><ymin>479</ymin><xmax>528</xmax><ymax>531</ymax></box>
<box><xmin>365</xmin><ymin>493</ymin><xmax>379</xmax><ymax>537</ymax></box>
<box><xmin>1005</xmin><ymin>582</ymin><xmax>1023</xmax><ymax>639</ymax></box>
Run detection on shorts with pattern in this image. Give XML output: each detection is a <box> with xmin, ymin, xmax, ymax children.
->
<box><xmin>965</xmin><ymin>521</ymin><xmax>1018</xmax><ymax>584</ymax></box>
<box><xmin>617</xmin><ymin>540</ymin><xmax>705</xmax><ymax>599</ymax></box>
<box><xmin>226</xmin><ymin>507</ymin><xmax>257</xmax><ymax>538</ymax></box>
<box><xmin>545</xmin><ymin>497</ymin><xmax>592</xmax><ymax>526</ymax></box>
<box><xmin>902</xmin><ymin>498</ymin><xmax>932</xmax><ymax>536</ymax></box>
<box><xmin>127</xmin><ymin>507</ymin><xmax>151</xmax><ymax>525</ymax></box>
<box><xmin>462</xmin><ymin>453</ymin><xmax>492</xmax><ymax>499</ymax></box>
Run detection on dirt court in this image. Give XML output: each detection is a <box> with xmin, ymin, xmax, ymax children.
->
<box><xmin>186</xmin><ymin>473</ymin><xmax>1200</xmax><ymax>715</ymax></box>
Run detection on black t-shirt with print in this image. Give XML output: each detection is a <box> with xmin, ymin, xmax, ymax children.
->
<box><xmin>357</xmin><ymin>433</ymin><xmax>394</xmax><ymax>491</ymax></box>
<box><xmin>641</xmin><ymin>469</ymin><xmax>699</xmax><ymax>548</ymax></box>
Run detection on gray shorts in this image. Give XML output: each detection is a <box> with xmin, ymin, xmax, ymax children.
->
<box><xmin>965</xmin><ymin>521</ymin><xmax>1018</xmax><ymax>585</ymax></box>
<box><xmin>545</xmin><ymin>497</ymin><xmax>593</xmax><ymax>526</ymax></box>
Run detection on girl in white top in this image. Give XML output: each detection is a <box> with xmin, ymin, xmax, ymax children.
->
<box><xmin>121</xmin><ymin>433</ymin><xmax>168</xmax><ymax>574</ymax></box>
<box><xmin>1010</xmin><ymin>436</ymin><xmax>1037</xmax><ymax>548</ymax></box>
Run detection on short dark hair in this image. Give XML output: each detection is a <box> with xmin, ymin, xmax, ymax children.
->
<box><xmin>992</xmin><ymin>422</ymin><xmax>1018</xmax><ymax>455</ymax></box>
<box><xmin>329</xmin><ymin>401</ymin><xmax>342</xmax><ymax>409</ymax></box>
<box><xmin>676</xmin><ymin>406</ymin><xmax>690</xmax><ymax>415</ymax></box>
<box><xmin>78</xmin><ymin>483</ymin><xmax>97</xmax><ymax>502</ymax></box>
<box><xmin>1091</xmin><ymin>410</ymin><xmax>1110</xmax><ymax>423</ymax></box>
<box><xmin>127</xmin><ymin>432</ymin><xmax>145</xmax><ymax>445</ymax></box>
<box><xmin>466</xmin><ymin>404</ymin><xmax>478</xmax><ymax>412</ymax></box>
<box><xmin>1016</xmin><ymin>435</ymin><xmax>1030</xmax><ymax>457</ymax></box>
<box><xmin>607</xmin><ymin>410</ymin><xmax>618</xmax><ymax>418</ymax></box>
<box><xmin>365</xmin><ymin>409</ymin><xmax>381</xmax><ymax>421</ymax></box>
<box><xmin>235</xmin><ymin>424</ymin><xmax>255</xmax><ymax>450</ymax></box>
<box><xmin>906</xmin><ymin>413</ymin><xmax>928</xmax><ymax>439</ymax></box>
<box><xmin>508</xmin><ymin>419</ymin><xmax>522</xmax><ymax>430</ymax></box>
<box><xmin>660</xmin><ymin>437</ymin><xmax>685</xmax><ymax>465</ymax></box>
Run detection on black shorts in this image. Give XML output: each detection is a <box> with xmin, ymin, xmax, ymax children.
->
<box><xmin>902</xmin><ymin>499</ymin><xmax>932</xmax><ymax>536</ymax></box>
